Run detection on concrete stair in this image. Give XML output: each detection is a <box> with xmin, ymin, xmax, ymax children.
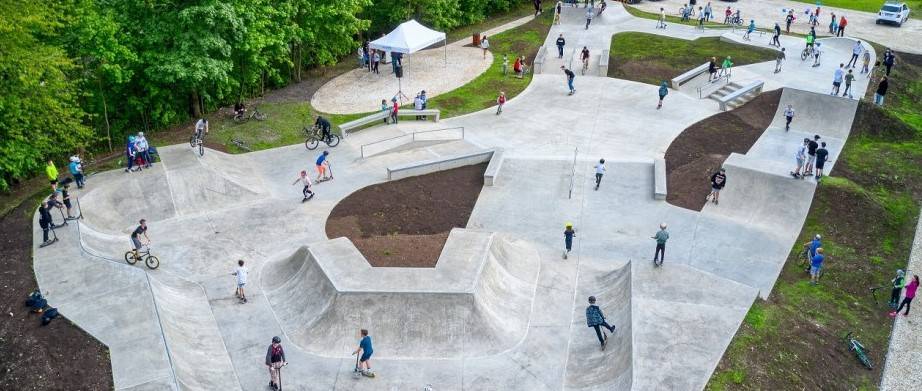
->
<box><xmin>707</xmin><ymin>82</ymin><xmax>759</xmax><ymax>110</ymax></box>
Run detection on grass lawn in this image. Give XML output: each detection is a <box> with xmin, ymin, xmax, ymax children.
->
<box><xmin>622</xmin><ymin>4</ymin><xmax>729</xmax><ymax>29</ymax></box>
<box><xmin>707</xmin><ymin>51</ymin><xmax>922</xmax><ymax>390</ymax></box>
<box><xmin>607</xmin><ymin>32</ymin><xmax>777</xmax><ymax>86</ymax></box>
<box><xmin>790</xmin><ymin>0</ymin><xmax>922</xmax><ymax>20</ymax></box>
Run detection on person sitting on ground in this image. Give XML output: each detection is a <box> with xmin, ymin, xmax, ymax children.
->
<box><xmin>234</xmin><ymin>102</ymin><xmax>246</xmax><ymax>117</ymax></box>
<box><xmin>513</xmin><ymin>56</ymin><xmax>523</xmax><ymax>78</ymax></box>
<box><xmin>314</xmin><ymin>116</ymin><xmax>332</xmax><ymax>141</ymax></box>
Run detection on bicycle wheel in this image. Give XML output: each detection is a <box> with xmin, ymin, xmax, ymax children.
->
<box><xmin>198</xmin><ymin>142</ymin><xmax>204</xmax><ymax>156</ymax></box>
<box><xmin>801</xmin><ymin>49</ymin><xmax>809</xmax><ymax>61</ymax></box>
<box><xmin>253</xmin><ymin>111</ymin><xmax>267</xmax><ymax>121</ymax></box>
<box><xmin>145</xmin><ymin>255</ymin><xmax>160</xmax><ymax>270</ymax></box>
<box><xmin>233</xmin><ymin>114</ymin><xmax>245</xmax><ymax>123</ymax></box>
<box><xmin>857</xmin><ymin>351</ymin><xmax>873</xmax><ymax>370</ymax></box>
<box><xmin>125</xmin><ymin>251</ymin><xmax>138</xmax><ymax>265</ymax></box>
<box><xmin>325</xmin><ymin>134</ymin><xmax>341</xmax><ymax>148</ymax></box>
<box><xmin>305</xmin><ymin>138</ymin><xmax>319</xmax><ymax>150</ymax></box>
<box><xmin>189</xmin><ymin>135</ymin><xmax>196</xmax><ymax>148</ymax></box>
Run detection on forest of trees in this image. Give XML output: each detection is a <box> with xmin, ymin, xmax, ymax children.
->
<box><xmin>0</xmin><ymin>0</ymin><xmax>525</xmax><ymax>190</ymax></box>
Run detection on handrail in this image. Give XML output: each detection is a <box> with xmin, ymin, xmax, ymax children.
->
<box><xmin>568</xmin><ymin>147</ymin><xmax>578</xmax><ymax>199</ymax></box>
<box><xmin>360</xmin><ymin>126</ymin><xmax>465</xmax><ymax>158</ymax></box>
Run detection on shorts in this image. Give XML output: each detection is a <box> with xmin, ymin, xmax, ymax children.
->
<box><xmin>50</xmin><ymin>179</ymin><xmax>58</xmax><ymax>185</ymax></box>
<box><xmin>237</xmin><ymin>282</ymin><xmax>246</xmax><ymax>289</ymax></box>
<box><xmin>316</xmin><ymin>164</ymin><xmax>325</xmax><ymax>175</ymax></box>
<box><xmin>131</xmin><ymin>237</ymin><xmax>143</xmax><ymax>250</ymax></box>
<box><xmin>711</xmin><ymin>185</ymin><xmax>722</xmax><ymax>192</ymax></box>
<box><xmin>810</xmin><ymin>265</ymin><xmax>822</xmax><ymax>276</ymax></box>
<box><xmin>815</xmin><ymin>161</ymin><xmax>826</xmax><ymax>170</ymax></box>
<box><xmin>360</xmin><ymin>352</ymin><xmax>373</xmax><ymax>362</ymax></box>
<box><xmin>833</xmin><ymin>81</ymin><xmax>841</xmax><ymax>87</ymax></box>
<box><xmin>796</xmin><ymin>157</ymin><xmax>805</xmax><ymax>167</ymax></box>
<box><xmin>807</xmin><ymin>154</ymin><xmax>816</xmax><ymax>164</ymax></box>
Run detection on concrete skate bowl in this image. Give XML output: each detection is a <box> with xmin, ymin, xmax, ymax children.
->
<box><xmin>261</xmin><ymin>232</ymin><xmax>541</xmax><ymax>359</ymax></box>
<box><xmin>75</xmin><ymin>165</ymin><xmax>177</xmax><ymax>232</ymax></box>
<box><xmin>766</xmin><ymin>88</ymin><xmax>859</xmax><ymax>139</ymax></box>
<box><xmin>565</xmin><ymin>261</ymin><xmax>632</xmax><ymax>391</ymax></box>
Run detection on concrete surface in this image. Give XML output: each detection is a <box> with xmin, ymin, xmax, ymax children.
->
<box><xmin>30</xmin><ymin>3</ymin><xmax>886</xmax><ymax>391</ymax></box>
<box><xmin>881</xmin><ymin>210</ymin><xmax>922</xmax><ymax>390</ymax></box>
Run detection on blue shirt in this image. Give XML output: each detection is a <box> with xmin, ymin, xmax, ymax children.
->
<box><xmin>809</xmin><ymin>239</ymin><xmax>821</xmax><ymax>257</ymax></box>
<box><xmin>811</xmin><ymin>254</ymin><xmax>825</xmax><ymax>268</ymax></box>
<box><xmin>315</xmin><ymin>154</ymin><xmax>326</xmax><ymax>165</ymax></box>
<box><xmin>359</xmin><ymin>336</ymin><xmax>373</xmax><ymax>355</ymax></box>
<box><xmin>69</xmin><ymin>161</ymin><xmax>80</xmax><ymax>175</ymax></box>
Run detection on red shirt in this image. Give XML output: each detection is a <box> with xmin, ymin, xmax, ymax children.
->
<box><xmin>497</xmin><ymin>95</ymin><xmax>506</xmax><ymax>104</ymax></box>
<box><xmin>392</xmin><ymin>101</ymin><xmax>399</xmax><ymax>113</ymax></box>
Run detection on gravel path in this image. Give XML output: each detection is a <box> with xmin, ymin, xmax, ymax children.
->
<box><xmin>310</xmin><ymin>16</ymin><xmax>534</xmax><ymax>114</ymax></box>
<box><xmin>881</xmin><ymin>210</ymin><xmax>922</xmax><ymax>390</ymax></box>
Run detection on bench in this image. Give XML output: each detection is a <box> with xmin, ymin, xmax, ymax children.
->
<box><xmin>653</xmin><ymin>158</ymin><xmax>667</xmax><ymax>200</ymax></box>
<box><xmin>339</xmin><ymin>111</ymin><xmax>389</xmax><ymax>137</ymax></box>
<box><xmin>598</xmin><ymin>49</ymin><xmax>610</xmax><ymax>77</ymax></box>
<box><xmin>396</xmin><ymin>109</ymin><xmax>440</xmax><ymax>122</ymax></box>
<box><xmin>483</xmin><ymin>148</ymin><xmax>504</xmax><ymax>186</ymax></box>
<box><xmin>717</xmin><ymin>80</ymin><xmax>763</xmax><ymax>111</ymax></box>
<box><xmin>670</xmin><ymin>62</ymin><xmax>710</xmax><ymax>89</ymax></box>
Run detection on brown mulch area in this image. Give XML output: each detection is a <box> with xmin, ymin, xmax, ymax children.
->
<box><xmin>0</xmin><ymin>196</ymin><xmax>112</xmax><ymax>390</ymax></box>
<box><xmin>326</xmin><ymin>163</ymin><xmax>487</xmax><ymax>267</ymax></box>
<box><xmin>664</xmin><ymin>89</ymin><xmax>781</xmax><ymax>211</ymax></box>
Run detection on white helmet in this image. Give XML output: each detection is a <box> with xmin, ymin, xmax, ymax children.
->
<box><xmin>69</xmin><ymin>155</ymin><xmax>80</xmax><ymax>163</ymax></box>
<box><xmin>660</xmin><ymin>223</ymin><xmax>667</xmax><ymax>229</ymax></box>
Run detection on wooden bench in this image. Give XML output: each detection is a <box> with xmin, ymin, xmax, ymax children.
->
<box><xmin>717</xmin><ymin>81</ymin><xmax>764</xmax><ymax>111</ymax></box>
<box><xmin>670</xmin><ymin>62</ymin><xmax>710</xmax><ymax>89</ymax></box>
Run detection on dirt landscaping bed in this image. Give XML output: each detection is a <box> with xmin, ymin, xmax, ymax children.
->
<box><xmin>326</xmin><ymin>163</ymin><xmax>487</xmax><ymax>267</ymax></box>
<box><xmin>664</xmin><ymin>89</ymin><xmax>781</xmax><ymax>211</ymax></box>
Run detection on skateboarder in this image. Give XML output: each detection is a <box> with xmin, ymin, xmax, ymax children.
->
<box><xmin>775</xmin><ymin>48</ymin><xmax>786</xmax><ymax>73</ymax></box>
<box><xmin>593</xmin><ymin>159</ymin><xmax>606</xmax><ymax>190</ymax></box>
<box><xmin>652</xmin><ymin>223</ymin><xmax>669</xmax><ymax>267</ymax></box>
<box><xmin>708</xmin><ymin>168</ymin><xmax>726</xmax><ymax>205</ymax></box>
<box><xmin>586</xmin><ymin>296</ymin><xmax>616</xmax><ymax>349</ymax></box>
<box><xmin>564</xmin><ymin>223</ymin><xmax>576</xmax><ymax>259</ymax></box>
<box><xmin>232</xmin><ymin>259</ymin><xmax>248</xmax><ymax>304</ymax></box>
<box><xmin>352</xmin><ymin>329</ymin><xmax>375</xmax><ymax>377</ymax></box>
<box><xmin>791</xmin><ymin>138</ymin><xmax>808</xmax><ymax>179</ymax></box>
<box><xmin>266</xmin><ymin>336</ymin><xmax>287</xmax><ymax>390</ymax></box>
<box><xmin>814</xmin><ymin>142</ymin><xmax>830</xmax><ymax>180</ymax></box>
<box><xmin>292</xmin><ymin>170</ymin><xmax>314</xmax><ymax>202</ymax></box>
<box><xmin>657</xmin><ymin>81</ymin><xmax>668</xmax><ymax>109</ymax></box>
<box><xmin>891</xmin><ymin>275</ymin><xmax>918</xmax><ymax>317</ymax></box>
<box><xmin>889</xmin><ymin>269</ymin><xmax>907</xmax><ymax>309</ymax></box>
<box><xmin>562</xmin><ymin>66</ymin><xmax>575</xmax><ymax>95</ymax></box>
<box><xmin>784</xmin><ymin>104</ymin><xmax>795</xmax><ymax>131</ymax></box>
<box><xmin>315</xmin><ymin>151</ymin><xmax>331</xmax><ymax>181</ymax></box>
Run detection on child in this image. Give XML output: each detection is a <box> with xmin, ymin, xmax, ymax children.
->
<box><xmin>563</xmin><ymin>223</ymin><xmax>576</xmax><ymax>259</ymax></box>
<box><xmin>58</xmin><ymin>179</ymin><xmax>76</xmax><ymax>219</ymax></box>
<box><xmin>652</xmin><ymin>223</ymin><xmax>669</xmax><ymax>267</ymax></box>
<box><xmin>784</xmin><ymin>104</ymin><xmax>795</xmax><ymax>131</ymax></box>
<box><xmin>315</xmin><ymin>150</ymin><xmax>331</xmax><ymax>181</ymax></box>
<box><xmin>743</xmin><ymin>19</ymin><xmax>755</xmax><ymax>40</ymax></box>
<box><xmin>291</xmin><ymin>170</ymin><xmax>314</xmax><ymax>202</ymax></box>
<box><xmin>842</xmin><ymin>69</ymin><xmax>855</xmax><ymax>99</ymax></box>
<box><xmin>593</xmin><ymin>158</ymin><xmax>606</xmax><ymax>190</ymax></box>
<box><xmin>586</xmin><ymin>296</ymin><xmax>616</xmax><ymax>349</ymax></box>
<box><xmin>352</xmin><ymin>329</ymin><xmax>375</xmax><ymax>377</ymax></box>
<box><xmin>814</xmin><ymin>142</ymin><xmax>830</xmax><ymax>180</ymax></box>
<box><xmin>266</xmin><ymin>336</ymin><xmax>286</xmax><ymax>389</ymax></box>
<box><xmin>891</xmin><ymin>275</ymin><xmax>919</xmax><ymax>317</ymax></box>
<box><xmin>889</xmin><ymin>269</ymin><xmax>906</xmax><ymax>309</ymax></box>
<box><xmin>860</xmin><ymin>50</ymin><xmax>871</xmax><ymax>74</ymax></box>
<box><xmin>46</xmin><ymin>159</ymin><xmax>58</xmax><ymax>191</ymax></box>
<box><xmin>496</xmin><ymin>91</ymin><xmax>506</xmax><ymax>115</ymax></box>
<box><xmin>232</xmin><ymin>260</ymin><xmax>248</xmax><ymax>303</ymax></box>
<box><xmin>657</xmin><ymin>81</ymin><xmax>668</xmax><ymax>109</ymax></box>
<box><xmin>810</xmin><ymin>248</ymin><xmax>825</xmax><ymax>285</ymax></box>
<box><xmin>68</xmin><ymin>156</ymin><xmax>85</xmax><ymax>188</ymax></box>
<box><xmin>708</xmin><ymin>168</ymin><xmax>726</xmax><ymax>205</ymax></box>
<box><xmin>380</xmin><ymin>99</ymin><xmax>389</xmax><ymax>124</ymax></box>
<box><xmin>501</xmin><ymin>54</ymin><xmax>508</xmax><ymax>76</ymax></box>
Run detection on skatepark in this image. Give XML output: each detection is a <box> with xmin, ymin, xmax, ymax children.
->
<box><xmin>32</xmin><ymin>5</ymin><xmax>877</xmax><ymax>391</ymax></box>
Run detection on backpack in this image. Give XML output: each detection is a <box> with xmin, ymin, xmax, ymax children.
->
<box><xmin>25</xmin><ymin>290</ymin><xmax>47</xmax><ymax>312</ymax></box>
<box><xmin>41</xmin><ymin>307</ymin><xmax>59</xmax><ymax>326</ymax></box>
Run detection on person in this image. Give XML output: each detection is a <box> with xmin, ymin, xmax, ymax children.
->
<box><xmin>234</xmin><ymin>101</ymin><xmax>246</xmax><ymax>117</ymax></box>
<box><xmin>130</xmin><ymin>219</ymin><xmax>149</xmax><ymax>260</ymax></box>
<box><xmin>563</xmin><ymin>223</ymin><xmax>576</xmax><ymax>259</ymax></box>
<box><xmin>414</xmin><ymin>93</ymin><xmax>424</xmax><ymax>120</ymax></box>
<box><xmin>356</xmin><ymin>46</ymin><xmax>365</xmax><ymax>67</ymax></box>
<box><xmin>842</xmin><ymin>69</ymin><xmax>855</xmax><ymax>99</ymax></box>
<box><xmin>501</xmin><ymin>54</ymin><xmax>508</xmax><ymax>76</ymax></box>
<box><xmin>775</xmin><ymin>48</ymin><xmax>786</xmax><ymax>73</ymax></box>
<box><xmin>732</xmin><ymin>9</ymin><xmax>741</xmax><ymax>25</ymax></box>
<box><xmin>804</xmin><ymin>32</ymin><xmax>815</xmax><ymax>54</ymax></box>
<box><xmin>657</xmin><ymin>81</ymin><xmax>668</xmax><ymax>109</ymax></box>
<box><xmin>580</xmin><ymin>46</ymin><xmax>590</xmax><ymax>72</ymax></box>
<box><xmin>708</xmin><ymin>57</ymin><xmax>718</xmax><ymax>81</ymax></box>
<box><xmin>784</xmin><ymin>104</ymin><xmax>795</xmax><ymax>131</ymax></box>
<box><xmin>743</xmin><ymin>19</ymin><xmax>755</xmax><ymax>41</ymax></box>
<box><xmin>657</xmin><ymin>7</ymin><xmax>667</xmax><ymax>29</ymax></box>
<box><xmin>708</xmin><ymin>168</ymin><xmax>726</xmax><ymax>205</ymax></box>
<box><xmin>136</xmin><ymin>132</ymin><xmax>151</xmax><ymax>168</ymax></box>
<box><xmin>38</xmin><ymin>199</ymin><xmax>56</xmax><ymax>246</ymax></box>
<box><xmin>125</xmin><ymin>136</ymin><xmax>139</xmax><ymax>172</ymax></box>
<box><xmin>292</xmin><ymin>170</ymin><xmax>314</xmax><ymax>202</ymax></box>
<box><xmin>554</xmin><ymin>1</ymin><xmax>562</xmax><ymax>25</ymax></box>
<box><xmin>556</xmin><ymin>34</ymin><xmax>566</xmax><ymax>59</ymax></box>
<box><xmin>891</xmin><ymin>275</ymin><xmax>919</xmax><ymax>317</ymax></box>
<box><xmin>380</xmin><ymin>99</ymin><xmax>389</xmax><ymax>124</ymax></box>
<box><xmin>804</xmin><ymin>234</ymin><xmax>822</xmax><ymax>261</ymax></box>
<box><xmin>586</xmin><ymin>296</ymin><xmax>616</xmax><ymax>349</ymax></box>
<box><xmin>704</xmin><ymin>1</ymin><xmax>712</xmax><ymax>21</ymax></box>
<box><xmin>266</xmin><ymin>336</ymin><xmax>287</xmax><ymax>390</ymax></box>
<box><xmin>809</xmin><ymin>247</ymin><xmax>825</xmax><ymax>285</ymax></box>
<box><xmin>874</xmin><ymin>76</ymin><xmax>888</xmax><ymax>106</ymax></box>
<box><xmin>594</xmin><ymin>158</ymin><xmax>606</xmax><ymax>190</ymax></box>
<box><xmin>791</xmin><ymin>138</ymin><xmax>808</xmax><ymax>179</ymax></box>
<box><xmin>314</xmin><ymin>116</ymin><xmax>332</xmax><ymax>142</ymax></box>
<box><xmin>812</xmin><ymin>42</ymin><xmax>823</xmax><ymax>68</ymax></box>
<box><xmin>680</xmin><ymin>4</ymin><xmax>690</xmax><ymax>22</ymax></box>
<box><xmin>724</xmin><ymin>6</ymin><xmax>732</xmax><ymax>25</ymax></box>
<box><xmin>837</xmin><ymin>15</ymin><xmax>847</xmax><ymax>37</ymax></box>
<box><xmin>860</xmin><ymin>49</ymin><xmax>871</xmax><ymax>74</ymax></box>
<box><xmin>846</xmin><ymin>41</ymin><xmax>862</xmax><ymax>68</ymax></box>
<box><xmin>315</xmin><ymin>151</ymin><xmax>331</xmax><ymax>181</ymax></box>
<box><xmin>814</xmin><ymin>142</ymin><xmax>829</xmax><ymax>179</ymax></box>
<box><xmin>697</xmin><ymin>8</ymin><xmax>705</xmax><ymax>29</ymax></box>
<box><xmin>232</xmin><ymin>259</ymin><xmax>248</xmax><ymax>304</ymax></box>
<box><xmin>45</xmin><ymin>159</ymin><xmax>58</xmax><ymax>191</ymax></box>
<box><xmin>652</xmin><ymin>223</ymin><xmax>669</xmax><ymax>267</ymax></box>
<box><xmin>585</xmin><ymin>7</ymin><xmax>593</xmax><ymax>30</ymax></box>
<box><xmin>785</xmin><ymin>10</ymin><xmax>795</xmax><ymax>34</ymax></box>
<box><xmin>562</xmin><ymin>66</ymin><xmax>575</xmax><ymax>95</ymax></box>
<box><xmin>194</xmin><ymin>118</ymin><xmax>209</xmax><ymax>141</ymax></box>
<box><xmin>58</xmin><ymin>179</ymin><xmax>76</xmax><ymax>219</ymax></box>
<box><xmin>831</xmin><ymin>63</ymin><xmax>844</xmax><ymax>96</ymax></box>
<box><xmin>391</xmin><ymin>97</ymin><xmax>400</xmax><ymax>124</ymax></box>
<box><xmin>352</xmin><ymin>329</ymin><xmax>375</xmax><ymax>377</ymax></box>
<box><xmin>598</xmin><ymin>0</ymin><xmax>606</xmax><ymax>15</ymax></box>
<box><xmin>68</xmin><ymin>156</ymin><xmax>85</xmax><ymax>189</ymax></box>
<box><xmin>718</xmin><ymin>56</ymin><xmax>733</xmax><ymax>78</ymax></box>
<box><xmin>770</xmin><ymin>23</ymin><xmax>781</xmax><ymax>47</ymax></box>
<box><xmin>889</xmin><ymin>270</ymin><xmax>907</xmax><ymax>309</ymax></box>
<box><xmin>804</xmin><ymin>134</ymin><xmax>821</xmax><ymax>176</ymax></box>
<box><xmin>480</xmin><ymin>35</ymin><xmax>490</xmax><ymax>59</ymax></box>
<box><xmin>828</xmin><ymin>13</ymin><xmax>837</xmax><ymax>34</ymax></box>
<box><xmin>513</xmin><ymin>56</ymin><xmax>524</xmax><ymax>78</ymax></box>
<box><xmin>533</xmin><ymin>0</ymin><xmax>542</xmax><ymax>17</ymax></box>
<box><xmin>496</xmin><ymin>91</ymin><xmax>506</xmax><ymax>115</ymax></box>
<box><xmin>371</xmin><ymin>50</ymin><xmax>380</xmax><ymax>74</ymax></box>
<box><xmin>883</xmin><ymin>49</ymin><xmax>895</xmax><ymax>75</ymax></box>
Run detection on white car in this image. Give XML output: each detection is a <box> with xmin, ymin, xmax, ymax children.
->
<box><xmin>877</xmin><ymin>2</ymin><xmax>911</xmax><ymax>26</ymax></box>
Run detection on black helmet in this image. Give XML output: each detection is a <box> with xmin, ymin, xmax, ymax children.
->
<box><xmin>588</xmin><ymin>296</ymin><xmax>596</xmax><ymax>303</ymax></box>
<box><xmin>272</xmin><ymin>336</ymin><xmax>281</xmax><ymax>343</ymax></box>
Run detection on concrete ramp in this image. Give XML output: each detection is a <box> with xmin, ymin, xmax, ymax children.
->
<box><xmin>77</xmin><ymin>165</ymin><xmax>177</xmax><ymax>232</ymax></box>
<box><xmin>565</xmin><ymin>261</ymin><xmax>632</xmax><ymax>391</ymax></box>
<box><xmin>157</xmin><ymin>145</ymin><xmax>264</xmax><ymax>216</ymax></box>
<box><xmin>767</xmin><ymin>88</ymin><xmax>859</xmax><ymax>139</ymax></box>
<box><xmin>261</xmin><ymin>230</ymin><xmax>541</xmax><ymax>359</ymax></box>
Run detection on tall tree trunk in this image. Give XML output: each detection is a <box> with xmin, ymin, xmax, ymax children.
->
<box><xmin>191</xmin><ymin>90</ymin><xmax>202</xmax><ymax>117</ymax></box>
<box><xmin>97</xmin><ymin>77</ymin><xmax>113</xmax><ymax>152</ymax></box>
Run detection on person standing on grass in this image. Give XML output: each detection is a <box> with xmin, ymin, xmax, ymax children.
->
<box><xmin>657</xmin><ymin>7</ymin><xmax>667</xmax><ymax>29</ymax></box>
<box><xmin>770</xmin><ymin>23</ymin><xmax>781</xmax><ymax>47</ymax></box>
<box><xmin>846</xmin><ymin>41</ymin><xmax>863</xmax><ymax>68</ymax></box>
<box><xmin>708</xmin><ymin>57</ymin><xmax>718</xmax><ymax>81</ymax></box>
<box><xmin>266</xmin><ymin>336</ymin><xmax>287</xmax><ymax>390</ymax></box>
<box><xmin>892</xmin><ymin>275</ymin><xmax>919</xmax><ymax>317</ymax></box>
<box><xmin>837</xmin><ymin>15</ymin><xmax>847</xmax><ymax>37</ymax></box>
<box><xmin>562</xmin><ymin>66</ymin><xmax>576</xmax><ymax>95</ymax></box>
<box><xmin>353</xmin><ymin>329</ymin><xmax>375</xmax><ymax>377</ymax></box>
<box><xmin>809</xmin><ymin>247</ymin><xmax>825</xmax><ymax>285</ymax></box>
<box><xmin>496</xmin><ymin>91</ymin><xmax>506</xmax><ymax>115</ymax></box>
<box><xmin>805</xmin><ymin>135</ymin><xmax>820</xmax><ymax>176</ymax></box>
<box><xmin>232</xmin><ymin>259</ymin><xmax>248</xmax><ymax>303</ymax></box>
<box><xmin>556</xmin><ymin>34</ymin><xmax>566</xmax><ymax>59</ymax></box>
<box><xmin>784</xmin><ymin>104</ymin><xmax>795</xmax><ymax>131</ymax></box>
<box><xmin>861</xmin><ymin>50</ymin><xmax>871</xmax><ymax>74</ymax></box>
<box><xmin>533</xmin><ymin>0</ymin><xmax>542</xmax><ymax>17</ymax></box>
<box><xmin>652</xmin><ymin>223</ymin><xmax>669</xmax><ymax>267</ymax></box>
<box><xmin>593</xmin><ymin>158</ymin><xmax>606</xmax><ymax>190</ymax></box>
<box><xmin>502</xmin><ymin>54</ymin><xmax>508</xmax><ymax>76</ymax></box>
<box><xmin>292</xmin><ymin>170</ymin><xmax>314</xmax><ymax>202</ymax></box>
<box><xmin>791</xmin><ymin>138</ymin><xmax>808</xmax><ymax>179</ymax></box>
<box><xmin>883</xmin><ymin>49</ymin><xmax>896</xmax><ymax>75</ymax></box>
<box><xmin>586</xmin><ymin>296</ymin><xmax>616</xmax><ymax>349</ymax></box>
<box><xmin>585</xmin><ymin>7</ymin><xmax>593</xmax><ymax>30</ymax></box>
<box><xmin>563</xmin><ymin>223</ymin><xmax>576</xmax><ymax>259</ymax></box>
<box><xmin>814</xmin><ymin>142</ymin><xmax>830</xmax><ymax>180</ymax></box>
<box><xmin>874</xmin><ymin>76</ymin><xmax>888</xmax><ymax>106</ymax></box>
<box><xmin>708</xmin><ymin>168</ymin><xmax>726</xmax><ymax>205</ymax></box>
<box><xmin>657</xmin><ymin>81</ymin><xmax>669</xmax><ymax>109</ymax></box>
<box><xmin>831</xmin><ymin>63</ymin><xmax>844</xmax><ymax>96</ymax></box>
<box><xmin>842</xmin><ymin>69</ymin><xmax>855</xmax><ymax>99</ymax></box>
<box><xmin>45</xmin><ymin>159</ymin><xmax>59</xmax><ymax>191</ymax></box>
<box><xmin>480</xmin><ymin>35</ymin><xmax>490</xmax><ymax>59</ymax></box>
<box><xmin>888</xmin><ymin>269</ymin><xmax>907</xmax><ymax>309</ymax></box>
<box><xmin>775</xmin><ymin>48</ymin><xmax>786</xmax><ymax>73</ymax></box>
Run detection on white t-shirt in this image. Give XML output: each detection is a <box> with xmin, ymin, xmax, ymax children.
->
<box><xmin>234</xmin><ymin>266</ymin><xmax>248</xmax><ymax>285</ymax></box>
<box><xmin>594</xmin><ymin>163</ymin><xmax>606</xmax><ymax>175</ymax></box>
<box><xmin>852</xmin><ymin>42</ymin><xmax>863</xmax><ymax>55</ymax></box>
<box><xmin>795</xmin><ymin>144</ymin><xmax>807</xmax><ymax>160</ymax></box>
<box><xmin>784</xmin><ymin>107</ymin><xmax>795</xmax><ymax>118</ymax></box>
<box><xmin>298</xmin><ymin>176</ymin><xmax>312</xmax><ymax>187</ymax></box>
<box><xmin>195</xmin><ymin>119</ymin><xmax>206</xmax><ymax>131</ymax></box>
<box><xmin>481</xmin><ymin>38</ymin><xmax>489</xmax><ymax>49</ymax></box>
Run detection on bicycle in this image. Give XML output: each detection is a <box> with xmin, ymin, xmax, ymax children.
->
<box><xmin>124</xmin><ymin>245</ymin><xmax>160</xmax><ymax>269</ymax></box>
<box><xmin>189</xmin><ymin>130</ymin><xmax>205</xmax><ymax>157</ymax></box>
<box><xmin>843</xmin><ymin>332</ymin><xmax>873</xmax><ymax>370</ymax></box>
<box><xmin>231</xmin><ymin>137</ymin><xmax>252</xmax><ymax>152</ymax></box>
<box><xmin>581</xmin><ymin>58</ymin><xmax>589</xmax><ymax>75</ymax></box>
<box><xmin>233</xmin><ymin>107</ymin><xmax>267</xmax><ymax>123</ymax></box>
<box><xmin>304</xmin><ymin>125</ymin><xmax>340</xmax><ymax>150</ymax></box>
<box><xmin>801</xmin><ymin>45</ymin><xmax>815</xmax><ymax>61</ymax></box>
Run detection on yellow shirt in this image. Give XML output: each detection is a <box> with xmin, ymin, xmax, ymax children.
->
<box><xmin>46</xmin><ymin>163</ymin><xmax>58</xmax><ymax>180</ymax></box>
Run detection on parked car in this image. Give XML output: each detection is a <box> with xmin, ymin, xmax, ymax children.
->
<box><xmin>877</xmin><ymin>2</ymin><xmax>911</xmax><ymax>26</ymax></box>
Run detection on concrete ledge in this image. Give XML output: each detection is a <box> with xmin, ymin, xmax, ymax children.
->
<box><xmin>339</xmin><ymin>111</ymin><xmax>389</xmax><ymax>136</ymax></box>
<box><xmin>397</xmin><ymin>109</ymin><xmax>440</xmax><ymax>122</ymax></box>
<box><xmin>718</xmin><ymin>80</ymin><xmax>763</xmax><ymax>111</ymax></box>
<box><xmin>653</xmin><ymin>158</ymin><xmax>667</xmax><ymax>200</ymax></box>
<box><xmin>387</xmin><ymin>148</ymin><xmax>501</xmax><ymax>182</ymax></box>
<box><xmin>598</xmin><ymin>49</ymin><xmax>610</xmax><ymax>77</ymax></box>
<box><xmin>534</xmin><ymin>46</ymin><xmax>547</xmax><ymax>74</ymax></box>
<box><xmin>671</xmin><ymin>62</ymin><xmax>710</xmax><ymax>89</ymax></box>
<box><xmin>483</xmin><ymin>148</ymin><xmax>504</xmax><ymax>186</ymax></box>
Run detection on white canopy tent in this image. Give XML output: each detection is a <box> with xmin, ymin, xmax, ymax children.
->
<box><xmin>368</xmin><ymin>20</ymin><xmax>447</xmax><ymax>103</ymax></box>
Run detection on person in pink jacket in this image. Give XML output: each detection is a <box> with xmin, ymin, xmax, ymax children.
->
<box><xmin>891</xmin><ymin>275</ymin><xmax>919</xmax><ymax>317</ymax></box>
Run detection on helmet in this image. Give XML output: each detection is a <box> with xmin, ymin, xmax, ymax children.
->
<box><xmin>588</xmin><ymin>296</ymin><xmax>596</xmax><ymax>303</ymax></box>
<box><xmin>565</xmin><ymin>222</ymin><xmax>573</xmax><ymax>228</ymax></box>
<box><xmin>815</xmin><ymin>234</ymin><xmax>821</xmax><ymax>240</ymax></box>
<box><xmin>323</xmin><ymin>151</ymin><xmax>329</xmax><ymax>155</ymax></box>
<box><xmin>660</xmin><ymin>223</ymin><xmax>667</xmax><ymax>229</ymax></box>
<box><xmin>272</xmin><ymin>336</ymin><xmax>281</xmax><ymax>343</ymax></box>
<box><xmin>69</xmin><ymin>155</ymin><xmax>80</xmax><ymax>163</ymax></box>
<box><xmin>599</xmin><ymin>158</ymin><xmax>605</xmax><ymax>164</ymax></box>
<box><xmin>129</xmin><ymin>136</ymin><xmax>136</xmax><ymax>142</ymax></box>
<box><xmin>897</xmin><ymin>269</ymin><xmax>905</xmax><ymax>276</ymax></box>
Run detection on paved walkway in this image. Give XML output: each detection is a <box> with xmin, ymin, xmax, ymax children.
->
<box><xmin>881</xmin><ymin>209</ymin><xmax>922</xmax><ymax>390</ymax></box>
<box><xmin>310</xmin><ymin>16</ymin><xmax>534</xmax><ymax>114</ymax></box>
<box><xmin>630</xmin><ymin>0</ymin><xmax>922</xmax><ymax>54</ymax></box>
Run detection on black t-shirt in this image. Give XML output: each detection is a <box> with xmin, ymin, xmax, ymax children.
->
<box><xmin>132</xmin><ymin>225</ymin><xmax>147</xmax><ymax>239</ymax></box>
<box><xmin>807</xmin><ymin>140</ymin><xmax>819</xmax><ymax>155</ymax></box>
<box><xmin>711</xmin><ymin>172</ymin><xmax>727</xmax><ymax>189</ymax></box>
<box><xmin>581</xmin><ymin>49</ymin><xmax>589</xmax><ymax>60</ymax></box>
<box><xmin>556</xmin><ymin>37</ymin><xmax>565</xmax><ymax>46</ymax></box>
<box><xmin>39</xmin><ymin>205</ymin><xmax>52</xmax><ymax>224</ymax></box>
<box><xmin>709</xmin><ymin>61</ymin><xmax>716</xmax><ymax>73</ymax></box>
<box><xmin>315</xmin><ymin>117</ymin><xmax>331</xmax><ymax>130</ymax></box>
<box><xmin>564</xmin><ymin>69</ymin><xmax>575</xmax><ymax>79</ymax></box>
<box><xmin>815</xmin><ymin>148</ymin><xmax>829</xmax><ymax>166</ymax></box>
